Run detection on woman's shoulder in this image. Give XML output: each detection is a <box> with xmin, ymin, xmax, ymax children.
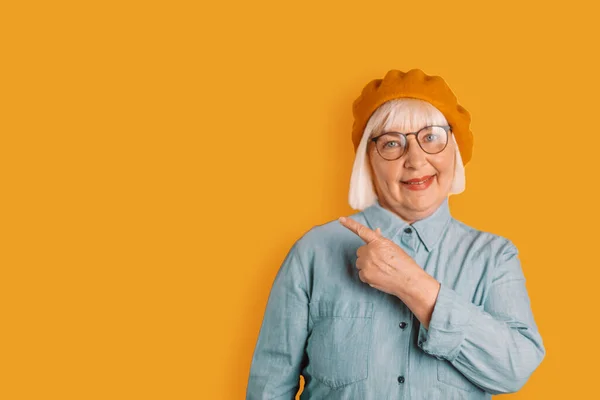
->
<box><xmin>293</xmin><ymin>211</ymin><xmax>367</xmax><ymax>251</ymax></box>
<box><xmin>447</xmin><ymin>217</ymin><xmax>518</xmax><ymax>256</ymax></box>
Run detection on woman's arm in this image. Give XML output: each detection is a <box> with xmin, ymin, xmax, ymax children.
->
<box><xmin>396</xmin><ymin>240</ymin><xmax>546</xmax><ymax>394</ymax></box>
<box><xmin>246</xmin><ymin>241</ymin><xmax>310</xmax><ymax>400</ymax></box>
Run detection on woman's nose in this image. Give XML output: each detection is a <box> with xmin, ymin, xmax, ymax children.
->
<box><xmin>403</xmin><ymin>136</ymin><xmax>427</xmax><ymax>168</ymax></box>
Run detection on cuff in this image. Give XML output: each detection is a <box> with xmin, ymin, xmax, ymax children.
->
<box><xmin>417</xmin><ymin>283</ymin><xmax>476</xmax><ymax>362</ymax></box>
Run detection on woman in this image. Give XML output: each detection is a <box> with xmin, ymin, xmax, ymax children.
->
<box><xmin>246</xmin><ymin>69</ymin><xmax>545</xmax><ymax>399</ymax></box>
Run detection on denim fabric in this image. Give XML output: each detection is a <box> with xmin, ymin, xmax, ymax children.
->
<box><xmin>246</xmin><ymin>198</ymin><xmax>545</xmax><ymax>399</ymax></box>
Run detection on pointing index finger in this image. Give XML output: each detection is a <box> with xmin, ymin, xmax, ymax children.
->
<box><xmin>338</xmin><ymin>216</ymin><xmax>381</xmax><ymax>243</ymax></box>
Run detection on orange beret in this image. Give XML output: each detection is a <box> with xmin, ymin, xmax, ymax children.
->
<box><xmin>351</xmin><ymin>69</ymin><xmax>474</xmax><ymax>165</ymax></box>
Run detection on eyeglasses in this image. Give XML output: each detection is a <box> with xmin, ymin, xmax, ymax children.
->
<box><xmin>370</xmin><ymin>125</ymin><xmax>452</xmax><ymax>161</ymax></box>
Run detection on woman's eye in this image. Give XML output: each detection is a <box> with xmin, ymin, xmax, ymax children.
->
<box><xmin>424</xmin><ymin>134</ymin><xmax>438</xmax><ymax>142</ymax></box>
<box><xmin>384</xmin><ymin>141</ymin><xmax>400</xmax><ymax>148</ymax></box>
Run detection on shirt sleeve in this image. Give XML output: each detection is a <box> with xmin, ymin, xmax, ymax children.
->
<box><xmin>246</xmin><ymin>241</ymin><xmax>310</xmax><ymax>400</ymax></box>
<box><xmin>417</xmin><ymin>240</ymin><xmax>546</xmax><ymax>394</ymax></box>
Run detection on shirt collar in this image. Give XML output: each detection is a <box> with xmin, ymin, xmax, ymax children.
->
<box><xmin>362</xmin><ymin>197</ymin><xmax>452</xmax><ymax>252</ymax></box>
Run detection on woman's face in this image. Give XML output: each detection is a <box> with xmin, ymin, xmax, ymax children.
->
<box><xmin>368</xmin><ymin>127</ymin><xmax>456</xmax><ymax>223</ymax></box>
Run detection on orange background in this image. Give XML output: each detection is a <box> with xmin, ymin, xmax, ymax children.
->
<box><xmin>1</xmin><ymin>0</ymin><xmax>598</xmax><ymax>399</ymax></box>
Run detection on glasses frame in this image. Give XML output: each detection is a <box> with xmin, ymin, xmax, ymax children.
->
<box><xmin>370</xmin><ymin>125</ymin><xmax>453</xmax><ymax>161</ymax></box>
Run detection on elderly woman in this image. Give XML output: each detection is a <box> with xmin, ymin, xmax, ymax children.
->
<box><xmin>246</xmin><ymin>69</ymin><xmax>545</xmax><ymax>399</ymax></box>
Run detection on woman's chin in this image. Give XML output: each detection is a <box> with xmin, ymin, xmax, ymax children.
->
<box><xmin>400</xmin><ymin>181</ymin><xmax>436</xmax><ymax>197</ymax></box>
<box><xmin>398</xmin><ymin>185</ymin><xmax>439</xmax><ymax>209</ymax></box>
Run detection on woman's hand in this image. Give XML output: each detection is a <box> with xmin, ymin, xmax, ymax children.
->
<box><xmin>338</xmin><ymin>216</ymin><xmax>421</xmax><ymax>296</ymax></box>
<box><xmin>338</xmin><ymin>216</ymin><xmax>441</xmax><ymax>329</ymax></box>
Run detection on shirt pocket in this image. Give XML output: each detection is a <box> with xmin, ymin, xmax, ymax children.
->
<box><xmin>306</xmin><ymin>301</ymin><xmax>374</xmax><ymax>389</ymax></box>
<box><xmin>436</xmin><ymin>359</ymin><xmax>476</xmax><ymax>392</ymax></box>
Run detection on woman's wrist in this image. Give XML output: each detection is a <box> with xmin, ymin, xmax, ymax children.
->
<box><xmin>394</xmin><ymin>267</ymin><xmax>441</xmax><ymax>329</ymax></box>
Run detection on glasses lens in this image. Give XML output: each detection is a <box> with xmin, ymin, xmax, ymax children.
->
<box><xmin>376</xmin><ymin>133</ymin><xmax>406</xmax><ymax>160</ymax></box>
<box><xmin>417</xmin><ymin>126</ymin><xmax>448</xmax><ymax>154</ymax></box>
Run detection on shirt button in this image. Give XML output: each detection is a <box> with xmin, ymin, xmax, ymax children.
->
<box><xmin>399</xmin><ymin>321</ymin><xmax>407</xmax><ymax>329</ymax></box>
<box><xmin>404</xmin><ymin>227</ymin><xmax>412</xmax><ymax>234</ymax></box>
<box><xmin>398</xmin><ymin>376</ymin><xmax>405</xmax><ymax>384</ymax></box>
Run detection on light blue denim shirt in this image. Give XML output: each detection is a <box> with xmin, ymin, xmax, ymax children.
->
<box><xmin>246</xmin><ymin>198</ymin><xmax>545</xmax><ymax>399</ymax></box>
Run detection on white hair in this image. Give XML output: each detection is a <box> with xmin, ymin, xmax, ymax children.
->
<box><xmin>348</xmin><ymin>98</ymin><xmax>466</xmax><ymax>210</ymax></box>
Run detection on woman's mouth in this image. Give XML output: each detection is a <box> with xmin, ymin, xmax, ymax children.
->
<box><xmin>401</xmin><ymin>175</ymin><xmax>435</xmax><ymax>190</ymax></box>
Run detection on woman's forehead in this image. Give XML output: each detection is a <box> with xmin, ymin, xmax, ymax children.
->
<box><xmin>380</xmin><ymin>102</ymin><xmax>447</xmax><ymax>133</ymax></box>
<box><xmin>382</xmin><ymin>113</ymin><xmax>446</xmax><ymax>133</ymax></box>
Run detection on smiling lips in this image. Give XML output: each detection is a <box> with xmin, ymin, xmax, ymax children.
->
<box><xmin>401</xmin><ymin>175</ymin><xmax>435</xmax><ymax>190</ymax></box>
<box><xmin>402</xmin><ymin>175</ymin><xmax>433</xmax><ymax>184</ymax></box>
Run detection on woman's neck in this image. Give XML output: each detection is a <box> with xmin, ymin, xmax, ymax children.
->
<box><xmin>378</xmin><ymin>197</ymin><xmax>444</xmax><ymax>225</ymax></box>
